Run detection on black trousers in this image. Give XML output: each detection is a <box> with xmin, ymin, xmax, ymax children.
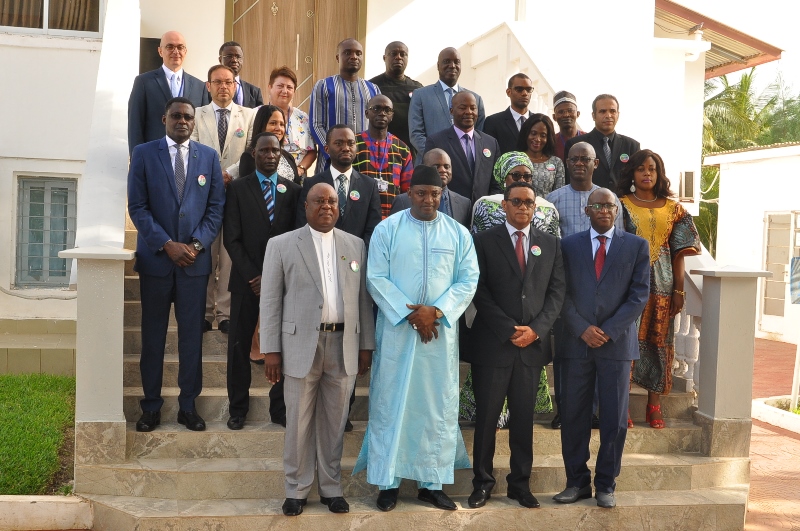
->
<box><xmin>227</xmin><ymin>290</ymin><xmax>260</xmax><ymax>417</ymax></box>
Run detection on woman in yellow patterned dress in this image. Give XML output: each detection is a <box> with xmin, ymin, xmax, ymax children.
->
<box><xmin>617</xmin><ymin>150</ymin><xmax>701</xmax><ymax>429</ymax></box>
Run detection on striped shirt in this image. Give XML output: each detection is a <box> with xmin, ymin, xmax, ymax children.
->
<box><xmin>309</xmin><ymin>75</ymin><xmax>381</xmax><ymax>173</ymax></box>
<box><xmin>545</xmin><ymin>184</ymin><xmax>624</xmax><ymax>238</ymax></box>
<box><xmin>351</xmin><ymin>131</ymin><xmax>413</xmax><ymax>219</ymax></box>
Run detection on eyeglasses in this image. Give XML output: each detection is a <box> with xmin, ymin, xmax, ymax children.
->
<box><xmin>221</xmin><ymin>54</ymin><xmax>243</xmax><ymax>61</ymax></box>
<box><xmin>567</xmin><ymin>156</ymin><xmax>596</xmax><ymax>164</ymax></box>
<box><xmin>331</xmin><ymin>140</ymin><xmax>356</xmax><ymax>148</ymax></box>
<box><xmin>587</xmin><ymin>203</ymin><xmax>618</xmax><ymax>212</ymax></box>
<box><xmin>507</xmin><ymin>198</ymin><xmax>536</xmax><ymax>208</ymax></box>
<box><xmin>210</xmin><ymin>80</ymin><xmax>237</xmax><ymax>87</ymax></box>
<box><xmin>163</xmin><ymin>44</ymin><xmax>186</xmax><ymax>52</ymax></box>
<box><xmin>312</xmin><ymin>199</ymin><xmax>339</xmax><ymax>206</ymax></box>
<box><xmin>167</xmin><ymin>112</ymin><xmax>194</xmax><ymax>121</ymax></box>
<box><xmin>367</xmin><ymin>106</ymin><xmax>394</xmax><ymax>115</ymax></box>
<box><xmin>508</xmin><ymin>172</ymin><xmax>533</xmax><ymax>182</ymax></box>
<box><xmin>512</xmin><ymin>86</ymin><xmax>534</xmax><ymax>94</ymax></box>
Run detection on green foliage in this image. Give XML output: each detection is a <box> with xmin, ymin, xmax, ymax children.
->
<box><xmin>0</xmin><ymin>374</ymin><xmax>75</xmax><ymax>494</ymax></box>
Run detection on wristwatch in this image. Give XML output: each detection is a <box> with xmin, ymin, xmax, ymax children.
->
<box><xmin>434</xmin><ymin>307</ymin><xmax>444</xmax><ymax>319</ymax></box>
<box><xmin>192</xmin><ymin>239</ymin><xmax>204</xmax><ymax>252</ymax></box>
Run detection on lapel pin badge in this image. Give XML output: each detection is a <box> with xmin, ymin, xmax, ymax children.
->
<box><xmin>350</xmin><ymin>260</ymin><xmax>360</xmax><ymax>272</ymax></box>
<box><xmin>620</xmin><ymin>153</ymin><xmax>630</xmax><ymax>163</ymax></box>
<box><xmin>546</xmin><ymin>162</ymin><xmax>556</xmax><ymax>171</ymax></box>
<box><xmin>349</xmin><ymin>190</ymin><xmax>360</xmax><ymax>201</ymax></box>
<box><xmin>277</xmin><ymin>183</ymin><xmax>287</xmax><ymax>193</ymax></box>
<box><xmin>198</xmin><ymin>175</ymin><xmax>206</xmax><ymax>186</ymax></box>
<box><xmin>482</xmin><ymin>148</ymin><xmax>491</xmax><ymax>158</ymax></box>
<box><xmin>535</xmin><ymin>210</ymin><xmax>546</xmax><ymax>220</ymax></box>
<box><xmin>530</xmin><ymin>245</ymin><xmax>542</xmax><ymax>256</ymax></box>
<box><xmin>235</xmin><ymin>127</ymin><xmax>245</xmax><ymax>138</ymax></box>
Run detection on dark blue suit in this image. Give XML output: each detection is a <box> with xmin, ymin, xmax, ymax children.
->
<box><xmin>127</xmin><ymin>68</ymin><xmax>210</xmax><ymax>155</ymax></box>
<box><xmin>128</xmin><ymin>138</ymin><xmax>225</xmax><ymax>412</ymax></box>
<box><xmin>558</xmin><ymin>227</ymin><xmax>649</xmax><ymax>493</ymax></box>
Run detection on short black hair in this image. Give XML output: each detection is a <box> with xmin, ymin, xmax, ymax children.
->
<box><xmin>164</xmin><ymin>97</ymin><xmax>194</xmax><ymax>114</ymax></box>
<box><xmin>326</xmin><ymin>124</ymin><xmax>354</xmax><ymax>145</ymax></box>
<box><xmin>504</xmin><ymin>181</ymin><xmax>536</xmax><ymax>201</ymax></box>
<box><xmin>592</xmin><ymin>94</ymin><xmax>619</xmax><ymax>113</ymax></box>
<box><xmin>507</xmin><ymin>73</ymin><xmax>531</xmax><ymax>88</ymax></box>
<box><xmin>219</xmin><ymin>41</ymin><xmax>242</xmax><ymax>54</ymax></box>
<box><xmin>249</xmin><ymin>131</ymin><xmax>280</xmax><ymax>152</ymax></box>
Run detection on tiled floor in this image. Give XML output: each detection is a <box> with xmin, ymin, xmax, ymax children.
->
<box><xmin>746</xmin><ymin>339</ymin><xmax>800</xmax><ymax>530</ymax></box>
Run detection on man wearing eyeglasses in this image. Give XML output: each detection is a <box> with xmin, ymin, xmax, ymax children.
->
<box><xmin>552</xmin><ymin>91</ymin><xmax>585</xmax><ymax>164</ymax></box>
<box><xmin>218</xmin><ymin>41</ymin><xmax>263</xmax><ymax>108</ymax></box>
<box><xmin>191</xmin><ymin>65</ymin><xmax>256</xmax><ymax>334</ymax></box>
<box><xmin>483</xmin><ymin>74</ymin><xmax>535</xmax><ymax>155</ymax></box>
<box><xmin>128</xmin><ymin>31</ymin><xmax>210</xmax><ymax>155</ymax></box>
<box><xmin>555</xmin><ymin>187</ymin><xmax>649</xmax><ymax>509</ymax></box>
<box><xmin>464</xmin><ymin>181</ymin><xmax>565</xmax><ymax>510</ymax></box>
<box><xmin>351</xmin><ymin>95</ymin><xmax>414</xmax><ymax>219</ymax></box>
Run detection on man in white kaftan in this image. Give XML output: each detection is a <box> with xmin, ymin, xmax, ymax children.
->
<box><xmin>353</xmin><ymin>164</ymin><xmax>479</xmax><ymax>512</ymax></box>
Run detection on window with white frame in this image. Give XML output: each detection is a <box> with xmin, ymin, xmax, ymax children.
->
<box><xmin>1</xmin><ymin>0</ymin><xmax>100</xmax><ymax>35</ymax></box>
<box><xmin>16</xmin><ymin>177</ymin><xmax>77</xmax><ymax>288</ymax></box>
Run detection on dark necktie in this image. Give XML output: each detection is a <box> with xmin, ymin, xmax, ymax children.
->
<box><xmin>217</xmin><ymin>108</ymin><xmax>229</xmax><ymax>152</ymax></box>
<box><xmin>515</xmin><ymin>231</ymin><xmax>526</xmax><ymax>275</ymax></box>
<box><xmin>603</xmin><ymin>136</ymin><xmax>612</xmax><ymax>168</ymax></box>
<box><xmin>262</xmin><ymin>179</ymin><xmax>275</xmax><ymax>223</ymax></box>
<box><xmin>337</xmin><ymin>174</ymin><xmax>347</xmax><ymax>217</ymax></box>
<box><xmin>463</xmin><ymin>133</ymin><xmax>475</xmax><ymax>175</ymax></box>
<box><xmin>174</xmin><ymin>144</ymin><xmax>185</xmax><ymax>201</ymax></box>
<box><xmin>438</xmin><ymin>189</ymin><xmax>452</xmax><ymax>217</ymax></box>
<box><xmin>595</xmin><ymin>235</ymin><xmax>607</xmax><ymax>280</ymax></box>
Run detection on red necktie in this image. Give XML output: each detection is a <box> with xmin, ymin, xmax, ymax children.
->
<box><xmin>515</xmin><ymin>231</ymin><xmax>526</xmax><ymax>275</ymax></box>
<box><xmin>595</xmin><ymin>235</ymin><xmax>607</xmax><ymax>280</ymax></box>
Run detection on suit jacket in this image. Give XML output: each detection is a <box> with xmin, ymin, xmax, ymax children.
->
<box><xmin>223</xmin><ymin>172</ymin><xmax>301</xmax><ymax>293</ymax></box>
<box><xmin>559</xmin><ymin>228</ymin><xmax>650</xmax><ymax>360</ymax></box>
<box><xmin>191</xmin><ymin>103</ymin><xmax>256</xmax><ymax>172</ymax></box>
<box><xmin>127</xmin><ymin>138</ymin><xmax>225</xmax><ymax>277</ymax></box>
<box><xmin>260</xmin><ymin>226</ymin><xmax>376</xmax><ymax>378</ymax></box>
<box><xmin>483</xmin><ymin>107</ymin><xmax>522</xmax><ymax>156</ymax></box>
<box><xmin>408</xmin><ymin>83</ymin><xmax>486</xmax><ymax>158</ymax></box>
<box><xmin>238</xmin><ymin>79</ymin><xmax>264</xmax><ymax>108</ymax></box>
<box><xmin>564</xmin><ymin>128</ymin><xmax>640</xmax><ymax>191</ymax></box>
<box><xmin>297</xmin><ymin>169</ymin><xmax>382</xmax><ymax>245</ymax></box>
<box><xmin>424</xmin><ymin>127</ymin><xmax>501</xmax><ymax>203</ymax></box>
<box><xmin>389</xmin><ymin>188</ymin><xmax>471</xmax><ymax>228</ymax></box>
<box><xmin>464</xmin><ymin>224</ymin><xmax>565</xmax><ymax>367</ymax></box>
<box><xmin>128</xmin><ymin>68</ymin><xmax>210</xmax><ymax>154</ymax></box>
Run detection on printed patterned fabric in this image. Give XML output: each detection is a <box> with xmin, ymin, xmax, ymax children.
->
<box><xmin>351</xmin><ymin>131</ymin><xmax>413</xmax><ymax>219</ymax></box>
<box><xmin>284</xmin><ymin>106</ymin><xmax>315</xmax><ymax>166</ymax></box>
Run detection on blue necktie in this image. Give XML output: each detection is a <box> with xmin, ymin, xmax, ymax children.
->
<box><xmin>262</xmin><ymin>180</ymin><xmax>275</xmax><ymax>223</ymax></box>
<box><xmin>463</xmin><ymin>133</ymin><xmax>475</xmax><ymax>175</ymax></box>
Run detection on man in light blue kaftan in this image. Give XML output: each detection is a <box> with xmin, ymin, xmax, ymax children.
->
<box><xmin>352</xmin><ymin>164</ymin><xmax>479</xmax><ymax>512</ymax></box>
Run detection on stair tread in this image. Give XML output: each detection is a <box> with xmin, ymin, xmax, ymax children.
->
<box><xmin>122</xmin><ymin>386</ymin><xmax>370</xmax><ymax>397</ymax></box>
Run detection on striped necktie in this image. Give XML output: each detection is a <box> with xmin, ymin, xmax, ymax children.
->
<box><xmin>337</xmin><ymin>175</ymin><xmax>347</xmax><ymax>217</ymax></box>
<box><xmin>174</xmin><ymin>144</ymin><xmax>185</xmax><ymax>201</ymax></box>
<box><xmin>262</xmin><ymin>179</ymin><xmax>275</xmax><ymax>223</ymax></box>
<box><xmin>217</xmin><ymin>108</ymin><xmax>229</xmax><ymax>153</ymax></box>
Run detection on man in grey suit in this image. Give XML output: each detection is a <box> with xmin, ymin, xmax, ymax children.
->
<box><xmin>261</xmin><ymin>183</ymin><xmax>376</xmax><ymax>517</ymax></box>
<box><xmin>390</xmin><ymin>148</ymin><xmax>471</xmax><ymax>227</ymax></box>
<box><xmin>408</xmin><ymin>47</ymin><xmax>485</xmax><ymax>160</ymax></box>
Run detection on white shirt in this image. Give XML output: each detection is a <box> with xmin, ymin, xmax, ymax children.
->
<box><xmin>438</xmin><ymin>80</ymin><xmax>460</xmax><ymax>94</ymax></box>
<box><xmin>211</xmin><ymin>101</ymin><xmax>234</xmax><ymax>128</ymax></box>
<box><xmin>590</xmin><ymin>226</ymin><xmax>615</xmax><ymax>259</ymax></box>
<box><xmin>162</xmin><ymin>65</ymin><xmax>183</xmax><ymax>95</ymax></box>
<box><xmin>309</xmin><ymin>227</ymin><xmax>344</xmax><ymax>323</ymax></box>
<box><xmin>510</xmin><ymin>107</ymin><xmax>531</xmax><ymax>130</ymax></box>
<box><xmin>331</xmin><ymin>167</ymin><xmax>354</xmax><ymax>193</ymax></box>
<box><xmin>165</xmin><ymin>136</ymin><xmax>190</xmax><ymax>173</ymax></box>
<box><xmin>505</xmin><ymin>221</ymin><xmax>531</xmax><ymax>264</ymax></box>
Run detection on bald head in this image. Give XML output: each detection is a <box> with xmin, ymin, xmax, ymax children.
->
<box><xmin>336</xmin><ymin>38</ymin><xmax>363</xmax><ymax>78</ymax></box>
<box><xmin>422</xmin><ymin>148</ymin><xmax>452</xmax><ymax>187</ymax></box>
<box><xmin>305</xmin><ymin>183</ymin><xmax>339</xmax><ymax>232</ymax></box>
<box><xmin>159</xmin><ymin>31</ymin><xmax>187</xmax><ymax>72</ymax></box>
<box><xmin>585</xmin><ymin>187</ymin><xmax>618</xmax><ymax>232</ymax></box>
<box><xmin>566</xmin><ymin>141</ymin><xmax>599</xmax><ymax>189</ymax></box>
<box><xmin>437</xmin><ymin>47</ymin><xmax>461</xmax><ymax>87</ymax></box>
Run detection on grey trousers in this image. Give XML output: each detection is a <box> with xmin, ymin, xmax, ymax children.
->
<box><xmin>283</xmin><ymin>330</ymin><xmax>356</xmax><ymax>499</ymax></box>
<box><xmin>205</xmin><ymin>230</ymin><xmax>231</xmax><ymax>322</ymax></box>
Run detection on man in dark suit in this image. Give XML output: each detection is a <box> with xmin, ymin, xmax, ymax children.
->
<box><xmin>483</xmin><ymin>73</ymin><xmax>534</xmax><ymax>155</ymax></box>
<box><xmin>554</xmin><ymin>187</ymin><xmax>649</xmax><ymax>509</ymax></box>
<box><xmin>465</xmin><ymin>182</ymin><xmax>565</xmax><ymax>509</ymax></box>
<box><xmin>219</xmin><ymin>41</ymin><xmax>263</xmax><ymax>108</ymax></box>
<box><xmin>223</xmin><ymin>132</ymin><xmax>301</xmax><ymax>430</ymax></box>
<box><xmin>128</xmin><ymin>31</ymin><xmax>210</xmax><ymax>155</ymax></box>
<box><xmin>298</xmin><ymin>125</ymin><xmax>382</xmax><ymax>245</ymax></box>
<box><xmin>389</xmin><ymin>148</ymin><xmax>470</xmax><ymax>227</ymax></box>
<box><xmin>127</xmin><ymin>97</ymin><xmax>225</xmax><ymax>433</ymax></box>
<box><xmin>563</xmin><ymin>94</ymin><xmax>639</xmax><ymax>191</ymax></box>
<box><xmin>424</xmin><ymin>92</ymin><xmax>501</xmax><ymax>203</ymax></box>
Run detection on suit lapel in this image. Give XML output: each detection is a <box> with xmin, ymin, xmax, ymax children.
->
<box><xmin>154</xmin><ymin>69</ymin><xmax>172</xmax><ymax>101</ymax></box>
<box><xmin>223</xmin><ymin>104</ymin><xmax>243</xmax><ymax>159</ymax></box>
<box><xmin>504</xmin><ymin>108</ymin><xmax>519</xmax><ymax>143</ymax></box>
<box><xmin>592</xmin><ymin>129</ymin><xmax>611</xmax><ymax>172</ymax></box>
<box><xmin>296</xmin><ymin>227</ymin><xmax>323</xmax><ymax>297</ymax></box>
<box><xmin>158</xmin><ymin>138</ymin><xmax>181</xmax><ymax>203</ymax></box>
<box><xmin>524</xmin><ymin>226</ymin><xmax>541</xmax><ymax>284</ymax></box>
<box><xmin>435</xmin><ymin>85</ymin><xmax>450</xmax><ymax>117</ymax></box>
<box><xmin>200</xmin><ymin>106</ymin><xmax>221</xmax><ymax>152</ymax></box>
<box><xmin>473</xmin><ymin>130</ymin><xmax>489</xmax><ymax>179</ymax></box>
<box><xmin>246</xmin><ymin>174</ymin><xmax>272</xmax><ymax>229</ymax></box>
<box><xmin>446</xmin><ymin>129</ymin><xmax>470</xmax><ymax>173</ymax></box>
<box><xmin>495</xmin><ymin>226</ymin><xmax>524</xmax><ymax>278</ymax></box>
<box><xmin>598</xmin><ymin>229</ymin><xmax>624</xmax><ymax>284</ymax></box>
<box><xmin>579</xmin><ymin>231</ymin><xmax>596</xmax><ymax>279</ymax></box>
<box><xmin>333</xmin><ymin>230</ymin><xmax>349</xmax><ymax>298</ymax></box>
<box><xmin>181</xmin><ymin>141</ymin><xmax>201</xmax><ymax>203</ymax></box>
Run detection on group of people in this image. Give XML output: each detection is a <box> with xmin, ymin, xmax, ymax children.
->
<box><xmin>126</xmin><ymin>30</ymin><xmax>702</xmax><ymax>516</ymax></box>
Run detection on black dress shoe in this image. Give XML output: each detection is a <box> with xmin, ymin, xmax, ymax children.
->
<box><xmin>377</xmin><ymin>488</ymin><xmax>399</xmax><ymax>512</ymax></box>
<box><xmin>218</xmin><ymin>319</ymin><xmax>230</xmax><ymax>333</ymax></box>
<box><xmin>203</xmin><ymin>320</ymin><xmax>213</xmax><ymax>333</ymax></box>
<box><xmin>592</xmin><ymin>414</ymin><xmax>601</xmax><ymax>429</ymax></box>
<box><xmin>249</xmin><ymin>357</ymin><xmax>265</xmax><ymax>365</ymax></box>
<box><xmin>553</xmin><ymin>484</ymin><xmax>592</xmax><ymax>504</ymax></box>
<box><xmin>320</xmin><ymin>496</ymin><xmax>349</xmax><ymax>513</ymax></box>
<box><xmin>551</xmin><ymin>413</ymin><xmax>561</xmax><ymax>429</ymax></box>
<box><xmin>227</xmin><ymin>416</ymin><xmax>245</xmax><ymax>430</ymax></box>
<box><xmin>507</xmin><ymin>486</ymin><xmax>540</xmax><ymax>508</ymax></box>
<box><xmin>282</xmin><ymin>498</ymin><xmax>306</xmax><ymax>516</ymax></box>
<box><xmin>468</xmin><ymin>487</ymin><xmax>491</xmax><ymax>508</ymax></box>
<box><xmin>177</xmin><ymin>410</ymin><xmax>206</xmax><ymax>431</ymax></box>
<box><xmin>596</xmin><ymin>491</ymin><xmax>616</xmax><ymax>508</ymax></box>
<box><xmin>418</xmin><ymin>488</ymin><xmax>457</xmax><ymax>510</ymax></box>
<box><xmin>272</xmin><ymin>417</ymin><xmax>286</xmax><ymax>428</ymax></box>
<box><xmin>344</xmin><ymin>420</ymin><xmax>354</xmax><ymax>432</ymax></box>
<box><xmin>135</xmin><ymin>410</ymin><xmax>160</xmax><ymax>432</ymax></box>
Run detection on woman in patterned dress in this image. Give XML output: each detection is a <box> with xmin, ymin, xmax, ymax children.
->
<box><xmin>459</xmin><ymin>151</ymin><xmax>560</xmax><ymax>426</ymax></box>
<box><xmin>617</xmin><ymin>149</ymin><xmax>701</xmax><ymax>429</ymax></box>
<box><xmin>267</xmin><ymin>66</ymin><xmax>317</xmax><ymax>179</ymax></box>
<box><xmin>235</xmin><ymin>105</ymin><xmax>300</xmax><ymax>185</ymax></box>
<box><xmin>516</xmin><ymin>113</ymin><xmax>565</xmax><ymax>196</ymax></box>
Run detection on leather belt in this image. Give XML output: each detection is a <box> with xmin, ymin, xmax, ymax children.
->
<box><xmin>320</xmin><ymin>322</ymin><xmax>345</xmax><ymax>332</ymax></box>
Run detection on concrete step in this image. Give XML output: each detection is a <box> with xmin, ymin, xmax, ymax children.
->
<box><xmin>124</xmin><ymin>276</ymin><xmax>140</xmax><ymax>301</ymax></box>
<box><xmin>126</xmin><ymin>420</ymin><xmax>702</xmax><ymax>461</ymax></box>
<box><xmin>74</xmin><ymin>453</ymin><xmax>749</xmax><ymax>500</ymax></box>
<box><xmin>85</xmin><ymin>486</ymin><xmax>748</xmax><ymax>530</ymax></box>
<box><xmin>123</xmin><ymin>386</ymin><xmax>371</xmax><ymax>423</ymax></box>
<box><xmin>124</xmin><ymin>229</ymin><xmax>137</xmax><ymax>249</ymax></box>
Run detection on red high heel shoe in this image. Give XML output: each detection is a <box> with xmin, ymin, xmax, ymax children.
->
<box><xmin>646</xmin><ymin>404</ymin><xmax>665</xmax><ymax>429</ymax></box>
<box><xmin>627</xmin><ymin>409</ymin><xmax>634</xmax><ymax>428</ymax></box>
